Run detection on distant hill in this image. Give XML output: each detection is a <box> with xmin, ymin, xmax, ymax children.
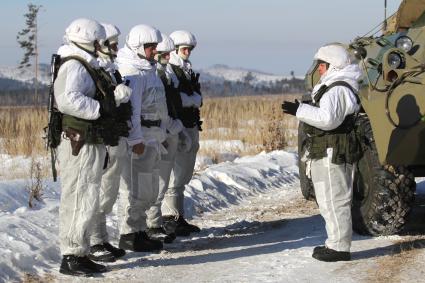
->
<box><xmin>198</xmin><ymin>64</ymin><xmax>305</xmax><ymax>96</ymax></box>
<box><xmin>199</xmin><ymin>64</ymin><xmax>296</xmax><ymax>85</ymax></box>
<box><xmin>0</xmin><ymin>63</ymin><xmax>305</xmax><ymax>105</ymax></box>
<box><xmin>0</xmin><ymin>64</ymin><xmax>50</xmax><ymax>87</ymax></box>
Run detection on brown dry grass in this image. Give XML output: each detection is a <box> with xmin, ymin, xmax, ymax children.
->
<box><xmin>363</xmin><ymin>237</ymin><xmax>425</xmax><ymax>283</ymax></box>
<box><xmin>0</xmin><ymin>94</ymin><xmax>301</xmax><ymax>162</ymax></box>
<box><xmin>0</xmin><ymin>106</ymin><xmax>47</xmax><ymax>156</ymax></box>
<box><xmin>200</xmin><ymin>94</ymin><xmax>301</xmax><ymax>156</ymax></box>
<box><xmin>22</xmin><ymin>273</ymin><xmax>55</xmax><ymax>283</ymax></box>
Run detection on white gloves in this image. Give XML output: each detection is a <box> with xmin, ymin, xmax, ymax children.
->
<box><xmin>166</xmin><ymin>118</ymin><xmax>184</xmax><ymax>136</ymax></box>
<box><xmin>114</xmin><ymin>84</ymin><xmax>132</xmax><ymax>106</ymax></box>
<box><xmin>180</xmin><ymin>92</ymin><xmax>202</xmax><ymax>108</ymax></box>
<box><xmin>178</xmin><ymin>129</ymin><xmax>192</xmax><ymax>152</ymax></box>
<box><xmin>192</xmin><ymin>93</ymin><xmax>202</xmax><ymax>108</ymax></box>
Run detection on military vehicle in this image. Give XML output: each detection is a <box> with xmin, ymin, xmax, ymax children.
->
<box><xmin>299</xmin><ymin>0</ymin><xmax>425</xmax><ymax>236</ymax></box>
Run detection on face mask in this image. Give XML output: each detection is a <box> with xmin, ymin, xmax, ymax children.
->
<box><xmin>159</xmin><ymin>57</ymin><xmax>169</xmax><ymax>65</ymax></box>
<box><xmin>177</xmin><ymin>46</ymin><xmax>192</xmax><ymax>61</ymax></box>
<box><xmin>154</xmin><ymin>52</ymin><xmax>170</xmax><ymax>65</ymax></box>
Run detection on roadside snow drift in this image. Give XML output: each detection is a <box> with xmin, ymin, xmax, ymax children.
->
<box><xmin>0</xmin><ymin>150</ymin><xmax>299</xmax><ymax>281</ymax></box>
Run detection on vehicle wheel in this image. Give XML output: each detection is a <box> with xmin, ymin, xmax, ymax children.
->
<box><xmin>352</xmin><ymin>115</ymin><xmax>416</xmax><ymax>236</ymax></box>
<box><xmin>298</xmin><ymin>121</ymin><xmax>315</xmax><ymax>201</ymax></box>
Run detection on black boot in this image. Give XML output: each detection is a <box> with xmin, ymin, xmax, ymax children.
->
<box><xmin>88</xmin><ymin>242</ymin><xmax>126</xmax><ymax>262</ymax></box>
<box><xmin>147</xmin><ymin>227</ymin><xmax>177</xmax><ymax>244</ymax></box>
<box><xmin>59</xmin><ymin>255</ymin><xmax>106</xmax><ymax>276</ymax></box>
<box><xmin>312</xmin><ymin>247</ymin><xmax>351</xmax><ymax>262</ymax></box>
<box><xmin>163</xmin><ymin>216</ymin><xmax>189</xmax><ymax>237</ymax></box>
<box><xmin>313</xmin><ymin>246</ymin><xmax>326</xmax><ymax>253</ymax></box>
<box><xmin>103</xmin><ymin>242</ymin><xmax>126</xmax><ymax>258</ymax></box>
<box><xmin>163</xmin><ymin>215</ymin><xmax>200</xmax><ymax>237</ymax></box>
<box><xmin>88</xmin><ymin>244</ymin><xmax>116</xmax><ymax>262</ymax></box>
<box><xmin>176</xmin><ymin>216</ymin><xmax>201</xmax><ymax>234</ymax></box>
<box><xmin>119</xmin><ymin>231</ymin><xmax>163</xmax><ymax>252</ymax></box>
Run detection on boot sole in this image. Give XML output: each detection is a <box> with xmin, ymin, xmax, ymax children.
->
<box><xmin>119</xmin><ymin>242</ymin><xmax>163</xmax><ymax>253</ymax></box>
<box><xmin>59</xmin><ymin>268</ymin><xmax>94</xmax><ymax>277</ymax></box>
<box><xmin>88</xmin><ymin>255</ymin><xmax>116</xmax><ymax>263</ymax></box>
<box><xmin>312</xmin><ymin>254</ymin><xmax>351</xmax><ymax>262</ymax></box>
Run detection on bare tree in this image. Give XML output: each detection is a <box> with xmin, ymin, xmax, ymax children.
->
<box><xmin>16</xmin><ymin>3</ymin><xmax>42</xmax><ymax>105</ymax></box>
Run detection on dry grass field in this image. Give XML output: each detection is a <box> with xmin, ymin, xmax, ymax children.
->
<box><xmin>0</xmin><ymin>94</ymin><xmax>300</xmax><ymax>158</ymax></box>
<box><xmin>0</xmin><ymin>106</ymin><xmax>47</xmax><ymax>156</ymax></box>
<box><xmin>200</xmin><ymin>94</ymin><xmax>301</xmax><ymax>158</ymax></box>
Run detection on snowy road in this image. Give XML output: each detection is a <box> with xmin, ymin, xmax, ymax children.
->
<box><xmin>2</xmin><ymin>151</ymin><xmax>425</xmax><ymax>282</ymax></box>
<box><xmin>57</xmin><ymin>184</ymin><xmax>425</xmax><ymax>283</ymax></box>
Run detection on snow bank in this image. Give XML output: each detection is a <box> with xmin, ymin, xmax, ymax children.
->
<box><xmin>185</xmin><ymin>151</ymin><xmax>299</xmax><ymax>217</ymax></box>
<box><xmin>0</xmin><ymin>150</ymin><xmax>298</xmax><ymax>281</ymax></box>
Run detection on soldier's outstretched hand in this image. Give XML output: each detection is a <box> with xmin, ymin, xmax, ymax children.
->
<box><xmin>281</xmin><ymin>100</ymin><xmax>300</xmax><ymax>116</ymax></box>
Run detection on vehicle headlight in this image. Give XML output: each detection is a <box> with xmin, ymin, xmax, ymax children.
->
<box><xmin>395</xmin><ymin>36</ymin><xmax>413</xmax><ymax>52</ymax></box>
<box><xmin>387</xmin><ymin>52</ymin><xmax>402</xmax><ymax>69</ymax></box>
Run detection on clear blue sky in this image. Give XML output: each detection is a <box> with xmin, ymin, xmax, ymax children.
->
<box><xmin>1</xmin><ymin>0</ymin><xmax>400</xmax><ymax>76</ymax></box>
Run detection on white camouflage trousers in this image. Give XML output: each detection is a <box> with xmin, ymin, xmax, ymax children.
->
<box><xmin>162</xmin><ymin>127</ymin><xmax>199</xmax><ymax>217</ymax></box>
<box><xmin>58</xmin><ymin>139</ymin><xmax>106</xmax><ymax>256</ymax></box>
<box><xmin>119</xmin><ymin>145</ymin><xmax>160</xmax><ymax>234</ymax></box>
<box><xmin>311</xmin><ymin>148</ymin><xmax>354</xmax><ymax>252</ymax></box>
<box><xmin>90</xmin><ymin>138</ymin><xmax>127</xmax><ymax>245</ymax></box>
<box><xmin>146</xmin><ymin>134</ymin><xmax>179</xmax><ymax>228</ymax></box>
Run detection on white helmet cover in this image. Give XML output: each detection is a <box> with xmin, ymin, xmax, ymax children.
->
<box><xmin>101</xmin><ymin>23</ymin><xmax>121</xmax><ymax>43</ymax></box>
<box><xmin>169</xmin><ymin>30</ymin><xmax>197</xmax><ymax>49</ymax></box>
<box><xmin>157</xmin><ymin>33</ymin><xmax>175</xmax><ymax>53</ymax></box>
<box><xmin>99</xmin><ymin>23</ymin><xmax>121</xmax><ymax>60</ymax></box>
<box><xmin>314</xmin><ymin>43</ymin><xmax>350</xmax><ymax>69</ymax></box>
<box><xmin>126</xmin><ymin>24</ymin><xmax>162</xmax><ymax>57</ymax></box>
<box><xmin>65</xmin><ymin>18</ymin><xmax>106</xmax><ymax>44</ymax></box>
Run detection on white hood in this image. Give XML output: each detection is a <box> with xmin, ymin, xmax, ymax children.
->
<box><xmin>314</xmin><ymin>63</ymin><xmax>363</xmax><ymax>94</ymax></box>
<box><xmin>97</xmin><ymin>57</ymin><xmax>117</xmax><ymax>73</ymax></box>
<box><xmin>169</xmin><ymin>51</ymin><xmax>192</xmax><ymax>74</ymax></box>
<box><xmin>296</xmin><ymin>63</ymin><xmax>362</xmax><ymax>131</ymax></box>
<box><xmin>57</xmin><ymin>44</ymin><xmax>99</xmax><ymax>69</ymax></box>
<box><xmin>116</xmin><ymin>46</ymin><xmax>154</xmax><ymax>73</ymax></box>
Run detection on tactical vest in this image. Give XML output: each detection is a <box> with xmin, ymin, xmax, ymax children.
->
<box><xmin>303</xmin><ymin>81</ymin><xmax>362</xmax><ymax>164</ymax></box>
<box><xmin>57</xmin><ymin>56</ymin><xmax>126</xmax><ymax>145</ymax></box>
<box><xmin>157</xmin><ymin>67</ymin><xmax>182</xmax><ymax>119</ymax></box>
<box><xmin>170</xmin><ymin>64</ymin><xmax>201</xmax><ymax>128</ymax></box>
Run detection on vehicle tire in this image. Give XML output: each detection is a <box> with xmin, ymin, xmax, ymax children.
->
<box><xmin>352</xmin><ymin>115</ymin><xmax>416</xmax><ymax>236</ymax></box>
<box><xmin>298</xmin><ymin>121</ymin><xmax>315</xmax><ymax>201</ymax></box>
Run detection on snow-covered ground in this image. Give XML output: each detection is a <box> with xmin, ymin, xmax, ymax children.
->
<box><xmin>1</xmin><ymin>151</ymin><xmax>425</xmax><ymax>282</ymax></box>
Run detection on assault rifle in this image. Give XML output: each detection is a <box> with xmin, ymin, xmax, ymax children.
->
<box><xmin>44</xmin><ymin>54</ymin><xmax>62</xmax><ymax>181</ymax></box>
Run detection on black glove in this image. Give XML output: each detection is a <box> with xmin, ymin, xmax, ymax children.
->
<box><xmin>281</xmin><ymin>100</ymin><xmax>300</xmax><ymax>116</ymax></box>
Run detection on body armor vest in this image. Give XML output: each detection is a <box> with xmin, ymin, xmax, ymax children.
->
<box><xmin>58</xmin><ymin>56</ymin><xmax>129</xmax><ymax>145</ymax></box>
<box><xmin>157</xmin><ymin>67</ymin><xmax>182</xmax><ymax>119</ymax></box>
<box><xmin>170</xmin><ymin>64</ymin><xmax>201</xmax><ymax>129</ymax></box>
<box><xmin>303</xmin><ymin>81</ymin><xmax>362</xmax><ymax>164</ymax></box>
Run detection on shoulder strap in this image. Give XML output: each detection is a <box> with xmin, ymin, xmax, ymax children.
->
<box><xmin>60</xmin><ymin>55</ymin><xmax>107</xmax><ymax>98</ymax></box>
<box><xmin>314</xmin><ymin>81</ymin><xmax>360</xmax><ymax>104</ymax></box>
<box><xmin>157</xmin><ymin>68</ymin><xmax>168</xmax><ymax>87</ymax></box>
<box><xmin>170</xmin><ymin>64</ymin><xmax>186</xmax><ymax>82</ymax></box>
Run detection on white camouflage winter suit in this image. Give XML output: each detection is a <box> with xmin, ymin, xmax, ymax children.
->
<box><xmin>296</xmin><ymin>61</ymin><xmax>362</xmax><ymax>252</ymax></box>
<box><xmin>162</xmin><ymin>51</ymin><xmax>202</xmax><ymax>217</ymax></box>
<box><xmin>116</xmin><ymin>46</ymin><xmax>172</xmax><ymax>234</ymax></box>
<box><xmin>146</xmin><ymin>62</ymin><xmax>185</xmax><ymax>228</ymax></box>
<box><xmin>90</xmin><ymin>59</ymin><xmax>128</xmax><ymax>246</ymax></box>
<box><xmin>55</xmin><ymin>44</ymin><xmax>106</xmax><ymax>256</ymax></box>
